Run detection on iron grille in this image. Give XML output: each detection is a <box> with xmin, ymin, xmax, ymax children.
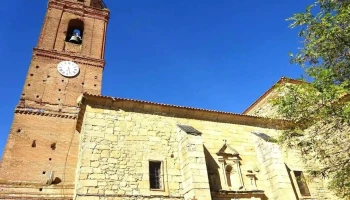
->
<box><xmin>149</xmin><ymin>161</ymin><xmax>162</xmax><ymax>189</ymax></box>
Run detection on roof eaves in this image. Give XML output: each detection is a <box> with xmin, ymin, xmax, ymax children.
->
<box><xmin>80</xmin><ymin>93</ymin><xmax>294</xmax><ymax>129</ymax></box>
<box><xmin>83</xmin><ymin>93</ymin><xmax>276</xmax><ymax>118</ymax></box>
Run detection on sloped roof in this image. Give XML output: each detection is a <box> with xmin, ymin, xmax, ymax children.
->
<box><xmin>82</xmin><ymin>93</ymin><xmax>289</xmax><ymax>120</ymax></box>
<box><xmin>242</xmin><ymin>77</ymin><xmax>304</xmax><ymax>114</ymax></box>
<box><xmin>76</xmin><ymin>93</ymin><xmax>295</xmax><ymax>132</ymax></box>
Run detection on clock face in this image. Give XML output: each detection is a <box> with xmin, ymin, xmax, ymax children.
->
<box><xmin>57</xmin><ymin>61</ymin><xmax>80</xmax><ymax>77</ymax></box>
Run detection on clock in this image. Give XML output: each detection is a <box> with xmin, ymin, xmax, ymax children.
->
<box><xmin>57</xmin><ymin>61</ymin><xmax>80</xmax><ymax>77</ymax></box>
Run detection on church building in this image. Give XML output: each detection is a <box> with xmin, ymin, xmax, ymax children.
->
<box><xmin>0</xmin><ymin>0</ymin><xmax>338</xmax><ymax>199</ymax></box>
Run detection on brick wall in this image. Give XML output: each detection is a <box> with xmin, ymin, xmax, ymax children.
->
<box><xmin>0</xmin><ymin>113</ymin><xmax>78</xmax><ymax>198</ymax></box>
<box><xmin>0</xmin><ymin>0</ymin><xmax>109</xmax><ymax>199</ymax></box>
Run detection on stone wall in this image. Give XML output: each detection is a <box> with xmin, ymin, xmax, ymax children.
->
<box><xmin>177</xmin><ymin>129</ymin><xmax>211</xmax><ymax>199</ymax></box>
<box><xmin>253</xmin><ymin>133</ymin><xmax>338</xmax><ymax>200</ymax></box>
<box><xmin>75</xmin><ymin>106</ymin><xmax>183</xmax><ymax>199</ymax></box>
<box><xmin>75</xmin><ymin>103</ymin><xmax>284</xmax><ymax>200</ymax></box>
<box><xmin>282</xmin><ymin>148</ymin><xmax>338</xmax><ymax>200</ymax></box>
<box><xmin>253</xmin><ymin>135</ymin><xmax>296</xmax><ymax>200</ymax></box>
<box><xmin>244</xmin><ymin>91</ymin><xmax>281</xmax><ymax>119</ymax></box>
<box><xmin>74</xmin><ymin>99</ymin><xmax>339</xmax><ymax>200</ymax></box>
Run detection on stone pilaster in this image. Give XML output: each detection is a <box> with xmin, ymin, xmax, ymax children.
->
<box><xmin>177</xmin><ymin>129</ymin><xmax>211</xmax><ymax>200</ymax></box>
<box><xmin>253</xmin><ymin>135</ymin><xmax>296</xmax><ymax>200</ymax></box>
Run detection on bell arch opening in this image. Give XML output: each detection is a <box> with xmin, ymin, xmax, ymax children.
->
<box><xmin>65</xmin><ymin>19</ymin><xmax>84</xmax><ymax>44</ymax></box>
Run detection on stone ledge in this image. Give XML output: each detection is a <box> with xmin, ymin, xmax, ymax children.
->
<box><xmin>76</xmin><ymin>194</ymin><xmax>183</xmax><ymax>198</ymax></box>
<box><xmin>212</xmin><ymin>190</ymin><xmax>267</xmax><ymax>200</ymax></box>
<box><xmin>0</xmin><ymin>195</ymin><xmax>72</xmax><ymax>200</ymax></box>
<box><xmin>218</xmin><ymin>189</ymin><xmax>265</xmax><ymax>194</ymax></box>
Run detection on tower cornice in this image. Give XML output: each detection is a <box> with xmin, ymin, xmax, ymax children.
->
<box><xmin>48</xmin><ymin>0</ymin><xmax>110</xmax><ymax>22</ymax></box>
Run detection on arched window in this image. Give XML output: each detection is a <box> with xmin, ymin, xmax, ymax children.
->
<box><xmin>65</xmin><ymin>19</ymin><xmax>84</xmax><ymax>44</ymax></box>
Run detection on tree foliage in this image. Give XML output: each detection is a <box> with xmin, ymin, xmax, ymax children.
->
<box><xmin>272</xmin><ymin>0</ymin><xmax>350</xmax><ymax>198</ymax></box>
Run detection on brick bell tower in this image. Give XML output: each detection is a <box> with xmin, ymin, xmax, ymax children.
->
<box><xmin>0</xmin><ymin>0</ymin><xmax>109</xmax><ymax>198</ymax></box>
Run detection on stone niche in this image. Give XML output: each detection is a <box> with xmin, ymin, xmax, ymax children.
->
<box><xmin>210</xmin><ymin>141</ymin><xmax>264</xmax><ymax>200</ymax></box>
<box><xmin>216</xmin><ymin>141</ymin><xmax>245</xmax><ymax>191</ymax></box>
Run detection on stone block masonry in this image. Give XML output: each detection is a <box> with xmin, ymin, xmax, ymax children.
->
<box><xmin>177</xmin><ymin>128</ymin><xmax>211</xmax><ymax>200</ymax></box>
<box><xmin>75</xmin><ymin>101</ymin><xmax>286</xmax><ymax>200</ymax></box>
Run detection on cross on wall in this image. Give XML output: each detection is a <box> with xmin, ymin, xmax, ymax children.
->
<box><xmin>190</xmin><ymin>196</ymin><xmax>198</xmax><ymax>200</ymax></box>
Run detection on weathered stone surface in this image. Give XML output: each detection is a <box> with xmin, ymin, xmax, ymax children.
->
<box><xmin>80</xmin><ymin>180</ymin><xmax>98</xmax><ymax>187</ymax></box>
<box><xmin>74</xmin><ymin>100</ymin><xmax>338</xmax><ymax>200</ymax></box>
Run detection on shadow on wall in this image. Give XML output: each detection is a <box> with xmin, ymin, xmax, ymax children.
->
<box><xmin>204</xmin><ymin>145</ymin><xmax>222</xmax><ymax>191</ymax></box>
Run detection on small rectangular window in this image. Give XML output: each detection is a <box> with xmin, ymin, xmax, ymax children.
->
<box><xmin>149</xmin><ymin>161</ymin><xmax>162</xmax><ymax>190</ymax></box>
<box><xmin>294</xmin><ymin>171</ymin><xmax>311</xmax><ymax>196</ymax></box>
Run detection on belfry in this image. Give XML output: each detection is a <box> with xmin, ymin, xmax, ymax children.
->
<box><xmin>0</xmin><ymin>0</ymin><xmax>109</xmax><ymax>198</ymax></box>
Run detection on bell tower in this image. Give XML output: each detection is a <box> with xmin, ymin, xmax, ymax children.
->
<box><xmin>0</xmin><ymin>0</ymin><xmax>109</xmax><ymax>198</ymax></box>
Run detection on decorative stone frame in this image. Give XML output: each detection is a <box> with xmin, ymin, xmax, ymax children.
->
<box><xmin>139</xmin><ymin>156</ymin><xmax>170</xmax><ymax>196</ymax></box>
<box><xmin>216</xmin><ymin>141</ymin><xmax>244</xmax><ymax>191</ymax></box>
<box><xmin>148</xmin><ymin>160</ymin><xmax>165</xmax><ymax>192</ymax></box>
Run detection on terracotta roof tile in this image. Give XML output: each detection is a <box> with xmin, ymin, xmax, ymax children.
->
<box><xmin>82</xmin><ymin>93</ymin><xmax>291</xmax><ymax>122</ymax></box>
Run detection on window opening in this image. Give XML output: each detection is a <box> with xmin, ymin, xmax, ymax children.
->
<box><xmin>65</xmin><ymin>19</ymin><xmax>84</xmax><ymax>44</ymax></box>
<box><xmin>149</xmin><ymin>161</ymin><xmax>162</xmax><ymax>189</ymax></box>
<box><xmin>294</xmin><ymin>171</ymin><xmax>311</xmax><ymax>196</ymax></box>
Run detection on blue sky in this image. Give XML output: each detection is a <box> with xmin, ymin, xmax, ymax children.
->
<box><xmin>0</xmin><ymin>0</ymin><xmax>313</xmax><ymax>158</ymax></box>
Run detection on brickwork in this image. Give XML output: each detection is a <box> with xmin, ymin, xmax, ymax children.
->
<box><xmin>22</xmin><ymin>51</ymin><xmax>103</xmax><ymax>106</ymax></box>
<box><xmin>0</xmin><ymin>0</ymin><xmax>109</xmax><ymax>199</ymax></box>
<box><xmin>38</xmin><ymin>1</ymin><xmax>109</xmax><ymax>59</ymax></box>
<box><xmin>61</xmin><ymin>0</ymin><xmax>105</xmax><ymax>8</ymax></box>
<box><xmin>0</xmin><ymin>113</ymin><xmax>78</xmax><ymax>183</ymax></box>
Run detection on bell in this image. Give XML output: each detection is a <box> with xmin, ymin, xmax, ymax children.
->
<box><xmin>69</xmin><ymin>35</ymin><xmax>82</xmax><ymax>44</ymax></box>
<box><xmin>69</xmin><ymin>29</ymin><xmax>82</xmax><ymax>44</ymax></box>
